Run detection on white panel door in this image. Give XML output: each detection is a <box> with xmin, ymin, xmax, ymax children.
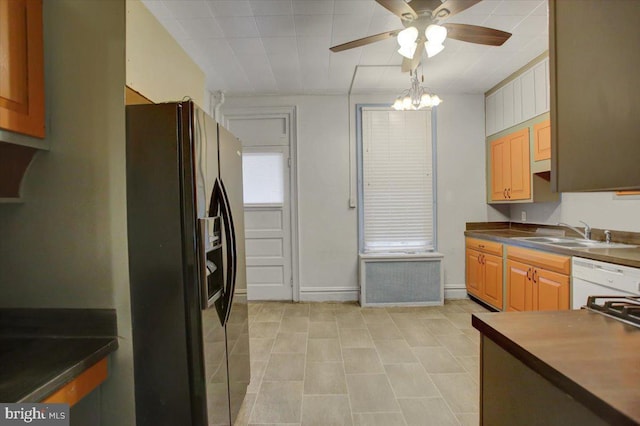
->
<box><xmin>226</xmin><ymin>113</ymin><xmax>294</xmax><ymax>301</ymax></box>
<box><xmin>242</xmin><ymin>146</ymin><xmax>292</xmax><ymax>300</ymax></box>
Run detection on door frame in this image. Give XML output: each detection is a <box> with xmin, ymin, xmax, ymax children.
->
<box><xmin>223</xmin><ymin>106</ymin><xmax>300</xmax><ymax>302</ymax></box>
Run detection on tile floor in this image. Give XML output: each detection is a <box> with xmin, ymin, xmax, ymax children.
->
<box><xmin>234</xmin><ymin>299</ymin><xmax>490</xmax><ymax>426</ymax></box>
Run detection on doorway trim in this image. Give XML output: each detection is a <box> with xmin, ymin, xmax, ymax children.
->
<box><xmin>224</xmin><ymin>106</ymin><xmax>300</xmax><ymax>302</ymax></box>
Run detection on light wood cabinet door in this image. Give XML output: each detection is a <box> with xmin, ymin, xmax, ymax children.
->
<box><xmin>534</xmin><ymin>268</ymin><xmax>570</xmax><ymax>311</ymax></box>
<box><xmin>507</xmin><ymin>128</ymin><xmax>531</xmax><ymax>200</ymax></box>
<box><xmin>483</xmin><ymin>253</ymin><xmax>503</xmax><ymax>309</ymax></box>
<box><xmin>0</xmin><ymin>0</ymin><xmax>45</xmax><ymax>138</ymax></box>
<box><xmin>490</xmin><ymin>137</ymin><xmax>508</xmax><ymax>201</ymax></box>
<box><xmin>490</xmin><ymin>128</ymin><xmax>531</xmax><ymax>202</ymax></box>
<box><xmin>533</xmin><ymin>119</ymin><xmax>551</xmax><ymax>161</ymax></box>
<box><xmin>466</xmin><ymin>248</ymin><xmax>483</xmax><ymax>297</ymax></box>
<box><xmin>506</xmin><ymin>259</ymin><xmax>533</xmax><ymax>312</ymax></box>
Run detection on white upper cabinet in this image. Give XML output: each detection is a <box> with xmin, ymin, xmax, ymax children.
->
<box><xmin>485</xmin><ymin>57</ymin><xmax>550</xmax><ymax>136</ymax></box>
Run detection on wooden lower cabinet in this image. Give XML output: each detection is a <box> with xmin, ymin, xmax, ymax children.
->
<box><xmin>506</xmin><ymin>259</ymin><xmax>534</xmax><ymax>312</ymax></box>
<box><xmin>466</xmin><ymin>244</ymin><xmax>503</xmax><ymax>309</ymax></box>
<box><xmin>483</xmin><ymin>253</ymin><xmax>503</xmax><ymax>308</ymax></box>
<box><xmin>42</xmin><ymin>358</ymin><xmax>108</xmax><ymax>406</ymax></box>
<box><xmin>466</xmin><ymin>249</ymin><xmax>483</xmax><ymax>297</ymax></box>
<box><xmin>506</xmin><ymin>247</ymin><xmax>570</xmax><ymax>312</ymax></box>
<box><xmin>536</xmin><ymin>268</ymin><xmax>570</xmax><ymax>311</ymax></box>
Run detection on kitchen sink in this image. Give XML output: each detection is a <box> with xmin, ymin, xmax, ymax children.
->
<box><xmin>514</xmin><ymin>236</ymin><xmax>637</xmax><ymax>249</ymax></box>
<box><xmin>514</xmin><ymin>236</ymin><xmax>581</xmax><ymax>244</ymax></box>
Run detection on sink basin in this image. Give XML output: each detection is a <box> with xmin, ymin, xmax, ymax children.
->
<box><xmin>514</xmin><ymin>236</ymin><xmax>636</xmax><ymax>249</ymax></box>
<box><xmin>548</xmin><ymin>241</ymin><xmax>637</xmax><ymax>249</ymax></box>
<box><xmin>514</xmin><ymin>236</ymin><xmax>581</xmax><ymax>244</ymax></box>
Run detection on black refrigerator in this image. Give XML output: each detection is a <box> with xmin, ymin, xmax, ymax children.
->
<box><xmin>126</xmin><ymin>101</ymin><xmax>250</xmax><ymax>425</ymax></box>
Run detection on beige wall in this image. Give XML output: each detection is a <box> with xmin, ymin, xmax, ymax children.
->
<box><xmin>126</xmin><ymin>0</ymin><xmax>205</xmax><ymax>107</ymax></box>
<box><xmin>0</xmin><ymin>1</ymin><xmax>134</xmax><ymax>424</ymax></box>
<box><xmin>223</xmin><ymin>94</ymin><xmax>508</xmax><ymax>301</ymax></box>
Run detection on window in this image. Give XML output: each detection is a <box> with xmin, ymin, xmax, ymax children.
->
<box><xmin>359</xmin><ymin>107</ymin><xmax>435</xmax><ymax>253</ymax></box>
<box><xmin>242</xmin><ymin>152</ymin><xmax>285</xmax><ymax>204</ymax></box>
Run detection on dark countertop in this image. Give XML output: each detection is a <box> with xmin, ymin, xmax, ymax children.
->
<box><xmin>0</xmin><ymin>308</ymin><xmax>118</xmax><ymax>403</ymax></box>
<box><xmin>464</xmin><ymin>228</ymin><xmax>640</xmax><ymax>268</ymax></box>
<box><xmin>0</xmin><ymin>337</ymin><xmax>118</xmax><ymax>402</ymax></box>
<box><xmin>473</xmin><ymin>310</ymin><xmax>640</xmax><ymax>425</ymax></box>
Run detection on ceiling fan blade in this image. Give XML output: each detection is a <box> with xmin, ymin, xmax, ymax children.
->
<box><xmin>432</xmin><ymin>0</ymin><xmax>482</xmax><ymax>19</ymax></box>
<box><xmin>410</xmin><ymin>40</ymin><xmax>424</xmax><ymax>72</ymax></box>
<box><xmin>330</xmin><ymin>30</ymin><xmax>401</xmax><ymax>52</ymax></box>
<box><xmin>376</xmin><ymin>0</ymin><xmax>418</xmax><ymax>20</ymax></box>
<box><xmin>443</xmin><ymin>23</ymin><xmax>512</xmax><ymax>46</ymax></box>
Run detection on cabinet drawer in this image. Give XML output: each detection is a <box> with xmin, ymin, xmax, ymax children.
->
<box><xmin>506</xmin><ymin>246</ymin><xmax>570</xmax><ymax>275</ymax></box>
<box><xmin>42</xmin><ymin>358</ymin><xmax>108</xmax><ymax>407</ymax></box>
<box><xmin>466</xmin><ymin>238</ymin><xmax>503</xmax><ymax>256</ymax></box>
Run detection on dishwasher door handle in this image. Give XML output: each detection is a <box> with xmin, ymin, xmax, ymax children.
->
<box><xmin>594</xmin><ymin>265</ymin><xmax>624</xmax><ymax>275</ymax></box>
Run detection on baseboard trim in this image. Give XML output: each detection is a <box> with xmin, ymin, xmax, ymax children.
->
<box><xmin>444</xmin><ymin>285</ymin><xmax>468</xmax><ymax>300</ymax></box>
<box><xmin>299</xmin><ymin>286</ymin><xmax>359</xmax><ymax>302</ymax></box>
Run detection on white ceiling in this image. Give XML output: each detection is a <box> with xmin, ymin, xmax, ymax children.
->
<box><xmin>141</xmin><ymin>0</ymin><xmax>548</xmax><ymax>95</ymax></box>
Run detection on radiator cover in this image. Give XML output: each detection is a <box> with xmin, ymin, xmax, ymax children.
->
<box><xmin>359</xmin><ymin>253</ymin><xmax>444</xmax><ymax>307</ymax></box>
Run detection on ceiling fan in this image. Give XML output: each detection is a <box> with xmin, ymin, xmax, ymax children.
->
<box><xmin>330</xmin><ymin>0</ymin><xmax>512</xmax><ymax>72</ymax></box>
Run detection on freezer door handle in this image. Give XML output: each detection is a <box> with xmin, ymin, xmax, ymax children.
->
<box><xmin>198</xmin><ymin>216</ymin><xmax>224</xmax><ymax>315</ymax></box>
<box><xmin>208</xmin><ymin>178</ymin><xmax>237</xmax><ymax>325</ymax></box>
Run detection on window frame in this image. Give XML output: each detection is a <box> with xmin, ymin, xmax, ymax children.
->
<box><xmin>356</xmin><ymin>104</ymin><xmax>438</xmax><ymax>254</ymax></box>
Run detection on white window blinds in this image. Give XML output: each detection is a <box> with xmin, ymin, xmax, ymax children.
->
<box><xmin>361</xmin><ymin>109</ymin><xmax>434</xmax><ymax>253</ymax></box>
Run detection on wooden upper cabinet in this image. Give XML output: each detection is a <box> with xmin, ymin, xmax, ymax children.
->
<box><xmin>550</xmin><ymin>0</ymin><xmax>640</xmax><ymax>191</ymax></box>
<box><xmin>0</xmin><ymin>0</ymin><xmax>45</xmax><ymax>138</ymax></box>
<box><xmin>533</xmin><ymin>119</ymin><xmax>551</xmax><ymax>161</ymax></box>
<box><xmin>490</xmin><ymin>128</ymin><xmax>530</xmax><ymax>201</ymax></box>
<box><xmin>507</xmin><ymin>128</ymin><xmax>531</xmax><ymax>200</ymax></box>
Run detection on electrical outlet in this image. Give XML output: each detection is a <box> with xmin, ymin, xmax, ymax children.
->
<box><xmin>521</xmin><ymin>211</ymin><xmax>527</xmax><ymax>222</ymax></box>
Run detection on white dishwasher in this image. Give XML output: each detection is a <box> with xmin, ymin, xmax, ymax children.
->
<box><xmin>572</xmin><ymin>257</ymin><xmax>640</xmax><ymax>309</ymax></box>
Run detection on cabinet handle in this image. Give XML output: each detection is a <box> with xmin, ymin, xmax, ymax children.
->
<box><xmin>481</xmin><ymin>254</ymin><xmax>485</xmax><ymax>264</ymax></box>
<box><xmin>526</xmin><ymin>268</ymin><xmax>532</xmax><ymax>280</ymax></box>
<box><xmin>503</xmin><ymin>188</ymin><xmax>507</xmax><ymax>199</ymax></box>
<box><xmin>507</xmin><ymin>188</ymin><xmax>511</xmax><ymax>198</ymax></box>
<box><xmin>533</xmin><ymin>269</ymin><xmax>538</xmax><ymax>284</ymax></box>
<box><xmin>478</xmin><ymin>244</ymin><xmax>485</xmax><ymax>248</ymax></box>
<box><xmin>478</xmin><ymin>254</ymin><xmax>482</xmax><ymax>264</ymax></box>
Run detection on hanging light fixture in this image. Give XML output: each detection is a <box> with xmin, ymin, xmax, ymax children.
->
<box><xmin>392</xmin><ymin>71</ymin><xmax>442</xmax><ymax>111</ymax></box>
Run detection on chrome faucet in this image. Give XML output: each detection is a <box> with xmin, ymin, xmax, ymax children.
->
<box><xmin>558</xmin><ymin>221</ymin><xmax>592</xmax><ymax>240</ymax></box>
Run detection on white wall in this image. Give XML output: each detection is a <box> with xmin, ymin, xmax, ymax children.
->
<box><xmin>126</xmin><ymin>0</ymin><xmax>206</xmax><ymax>107</ymax></box>
<box><xmin>0</xmin><ymin>1</ymin><xmax>134</xmax><ymax>424</ymax></box>
<box><xmin>435</xmin><ymin>94</ymin><xmax>510</xmax><ymax>296</ymax></box>
<box><xmin>223</xmin><ymin>95</ymin><xmax>358</xmax><ymax>301</ymax></box>
<box><xmin>223</xmin><ymin>93</ymin><xmax>508</xmax><ymax>301</ymax></box>
<box><xmin>511</xmin><ymin>193</ymin><xmax>640</xmax><ymax>233</ymax></box>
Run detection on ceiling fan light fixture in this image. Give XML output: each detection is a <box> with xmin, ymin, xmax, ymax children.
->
<box><xmin>425</xmin><ymin>24</ymin><xmax>447</xmax><ymax>45</ymax></box>
<box><xmin>425</xmin><ymin>41</ymin><xmax>445</xmax><ymax>58</ymax></box>
<box><xmin>392</xmin><ymin>97</ymin><xmax>404</xmax><ymax>110</ymax></box>
<box><xmin>397</xmin><ymin>26</ymin><xmax>419</xmax><ymax>47</ymax></box>
<box><xmin>398</xmin><ymin>43</ymin><xmax>418</xmax><ymax>59</ymax></box>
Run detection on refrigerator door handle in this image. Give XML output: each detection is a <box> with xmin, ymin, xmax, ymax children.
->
<box><xmin>219</xmin><ymin>179</ymin><xmax>238</xmax><ymax>325</ymax></box>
